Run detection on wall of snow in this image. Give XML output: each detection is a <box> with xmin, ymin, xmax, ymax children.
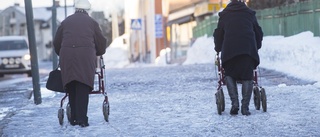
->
<box><xmin>182</xmin><ymin>35</ymin><xmax>215</xmax><ymax>65</ymax></box>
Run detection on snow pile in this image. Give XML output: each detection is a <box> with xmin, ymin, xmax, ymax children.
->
<box><xmin>183</xmin><ymin>35</ymin><xmax>215</xmax><ymax>65</ymax></box>
<box><xmin>155</xmin><ymin>48</ymin><xmax>171</xmax><ymax>66</ymax></box>
<box><xmin>259</xmin><ymin>31</ymin><xmax>320</xmax><ymax>84</ymax></box>
<box><xmin>103</xmin><ymin>34</ymin><xmax>130</xmax><ymax>68</ymax></box>
<box><xmin>182</xmin><ymin>31</ymin><xmax>320</xmax><ymax>85</ymax></box>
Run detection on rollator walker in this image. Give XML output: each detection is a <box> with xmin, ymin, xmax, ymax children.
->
<box><xmin>214</xmin><ymin>53</ymin><xmax>267</xmax><ymax>115</ymax></box>
<box><xmin>57</xmin><ymin>56</ymin><xmax>110</xmax><ymax>125</ymax></box>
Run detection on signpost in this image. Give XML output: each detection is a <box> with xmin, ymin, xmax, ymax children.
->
<box><xmin>24</xmin><ymin>0</ymin><xmax>42</xmax><ymax>104</ymax></box>
<box><xmin>155</xmin><ymin>14</ymin><xmax>163</xmax><ymax>38</ymax></box>
<box><xmin>155</xmin><ymin>14</ymin><xmax>168</xmax><ymax>64</ymax></box>
<box><xmin>52</xmin><ymin>0</ymin><xmax>58</xmax><ymax>70</ymax></box>
<box><xmin>131</xmin><ymin>18</ymin><xmax>143</xmax><ymax>62</ymax></box>
<box><xmin>131</xmin><ymin>19</ymin><xmax>142</xmax><ymax>30</ymax></box>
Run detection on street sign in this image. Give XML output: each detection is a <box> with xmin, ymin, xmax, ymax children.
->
<box><xmin>155</xmin><ymin>14</ymin><xmax>163</xmax><ymax>38</ymax></box>
<box><xmin>131</xmin><ymin>19</ymin><xmax>142</xmax><ymax>30</ymax></box>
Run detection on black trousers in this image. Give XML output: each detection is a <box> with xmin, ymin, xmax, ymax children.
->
<box><xmin>66</xmin><ymin>81</ymin><xmax>91</xmax><ymax>124</ymax></box>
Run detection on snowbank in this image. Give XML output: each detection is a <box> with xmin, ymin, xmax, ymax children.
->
<box><xmin>183</xmin><ymin>35</ymin><xmax>215</xmax><ymax>65</ymax></box>
<box><xmin>259</xmin><ymin>31</ymin><xmax>320</xmax><ymax>85</ymax></box>
<box><xmin>103</xmin><ymin>34</ymin><xmax>130</xmax><ymax>68</ymax></box>
<box><xmin>155</xmin><ymin>48</ymin><xmax>171</xmax><ymax>66</ymax></box>
<box><xmin>182</xmin><ymin>31</ymin><xmax>320</xmax><ymax>85</ymax></box>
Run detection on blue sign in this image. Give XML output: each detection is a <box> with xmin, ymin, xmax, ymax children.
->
<box><xmin>155</xmin><ymin>14</ymin><xmax>163</xmax><ymax>38</ymax></box>
<box><xmin>131</xmin><ymin>19</ymin><xmax>142</xmax><ymax>30</ymax></box>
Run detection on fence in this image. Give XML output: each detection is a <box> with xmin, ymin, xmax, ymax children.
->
<box><xmin>193</xmin><ymin>0</ymin><xmax>320</xmax><ymax>38</ymax></box>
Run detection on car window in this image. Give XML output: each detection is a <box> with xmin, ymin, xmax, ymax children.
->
<box><xmin>0</xmin><ymin>40</ymin><xmax>28</xmax><ymax>51</ymax></box>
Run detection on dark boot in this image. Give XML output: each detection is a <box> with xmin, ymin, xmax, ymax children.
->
<box><xmin>241</xmin><ymin>80</ymin><xmax>253</xmax><ymax>116</ymax></box>
<box><xmin>225</xmin><ymin>76</ymin><xmax>239</xmax><ymax>115</ymax></box>
<box><xmin>79</xmin><ymin>117</ymin><xmax>89</xmax><ymax>127</ymax></box>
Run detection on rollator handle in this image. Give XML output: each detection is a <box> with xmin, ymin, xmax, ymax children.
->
<box><xmin>215</xmin><ymin>52</ymin><xmax>220</xmax><ymax>66</ymax></box>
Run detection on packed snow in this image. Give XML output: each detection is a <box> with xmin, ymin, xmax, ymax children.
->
<box><xmin>1</xmin><ymin>31</ymin><xmax>320</xmax><ymax>136</ymax></box>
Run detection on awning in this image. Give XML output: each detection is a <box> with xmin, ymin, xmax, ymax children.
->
<box><xmin>167</xmin><ymin>15</ymin><xmax>193</xmax><ymax>26</ymax></box>
<box><xmin>167</xmin><ymin>6</ymin><xmax>194</xmax><ymax>26</ymax></box>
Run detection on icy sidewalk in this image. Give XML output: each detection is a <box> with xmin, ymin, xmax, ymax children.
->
<box><xmin>2</xmin><ymin>64</ymin><xmax>320</xmax><ymax>137</ymax></box>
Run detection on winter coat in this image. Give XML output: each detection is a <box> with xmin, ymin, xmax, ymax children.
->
<box><xmin>213</xmin><ymin>1</ymin><xmax>263</xmax><ymax>68</ymax></box>
<box><xmin>53</xmin><ymin>11</ymin><xmax>108</xmax><ymax>89</ymax></box>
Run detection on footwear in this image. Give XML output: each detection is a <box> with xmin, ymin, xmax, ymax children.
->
<box><xmin>70</xmin><ymin>120</ymin><xmax>78</xmax><ymax>126</ymax></box>
<box><xmin>230</xmin><ymin>106</ymin><xmax>239</xmax><ymax>115</ymax></box>
<box><xmin>78</xmin><ymin>117</ymin><xmax>89</xmax><ymax>127</ymax></box>
<box><xmin>79</xmin><ymin>122</ymin><xmax>89</xmax><ymax>127</ymax></box>
<box><xmin>241</xmin><ymin>108</ymin><xmax>251</xmax><ymax>116</ymax></box>
<box><xmin>225</xmin><ymin>76</ymin><xmax>240</xmax><ymax>110</ymax></box>
<box><xmin>241</xmin><ymin>80</ymin><xmax>253</xmax><ymax>116</ymax></box>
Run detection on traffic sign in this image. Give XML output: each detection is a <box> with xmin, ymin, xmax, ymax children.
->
<box><xmin>131</xmin><ymin>19</ymin><xmax>142</xmax><ymax>30</ymax></box>
<box><xmin>155</xmin><ymin>14</ymin><xmax>163</xmax><ymax>38</ymax></box>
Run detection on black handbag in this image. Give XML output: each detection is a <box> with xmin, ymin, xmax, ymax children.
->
<box><xmin>46</xmin><ymin>67</ymin><xmax>65</xmax><ymax>93</ymax></box>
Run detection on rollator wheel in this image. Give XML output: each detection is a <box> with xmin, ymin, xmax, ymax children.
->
<box><xmin>260</xmin><ymin>88</ymin><xmax>267</xmax><ymax>112</ymax></box>
<box><xmin>215</xmin><ymin>90</ymin><xmax>223</xmax><ymax>115</ymax></box>
<box><xmin>253</xmin><ymin>86</ymin><xmax>261</xmax><ymax>110</ymax></box>
<box><xmin>58</xmin><ymin>108</ymin><xmax>64</xmax><ymax>125</ymax></box>
<box><xmin>219</xmin><ymin>88</ymin><xmax>225</xmax><ymax>112</ymax></box>
<box><xmin>66</xmin><ymin>103</ymin><xmax>71</xmax><ymax>123</ymax></box>
<box><xmin>102</xmin><ymin>100</ymin><xmax>110</xmax><ymax>122</ymax></box>
<box><xmin>215</xmin><ymin>92</ymin><xmax>222</xmax><ymax>115</ymax></box>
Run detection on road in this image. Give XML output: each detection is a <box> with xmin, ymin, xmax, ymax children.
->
<box><xmin>0</xmin><ymin>63</ymin><xmax>316</xmax><ymax>136</ymax></box>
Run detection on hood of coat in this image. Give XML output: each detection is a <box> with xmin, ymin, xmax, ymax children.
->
<box><xmin>219</xmin><ymin>1</ymin><xmax>255</xmax><ymax>16</ymax></box>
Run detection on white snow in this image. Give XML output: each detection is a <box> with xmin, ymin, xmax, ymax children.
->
<box><xmin>1</xmin><ymin>31</ymin><xmax>320</xmax><ymax>136</ymax></box>
<box><xmin>259</xmin><ymin>31</ymin><xmax>320</xmax><ymax>86</ymax></box>
<box><xmin>179</xmin><ymin>31</ymin><xmax>320</xmax><ymax>85</ymax></box>
<box><xmin>103</xmin><ymin>34</ymin><xmax>131</xmax><ymax>69</ymax></box>
<box><xmin>182</xmin><ymin>34</ymin><xmax>215</xmax><ymax>65</ymax></box>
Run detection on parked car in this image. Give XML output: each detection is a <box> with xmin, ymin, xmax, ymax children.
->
<box><xmin>0</xmin><ymin>36</ymin><xmax>32</xmax><ymax>77</ymax></box>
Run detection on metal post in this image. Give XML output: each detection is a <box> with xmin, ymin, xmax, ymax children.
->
<box><xmin>24</xmin><ymin>0</ymin><xmax>42</xmax><ymax>104</ymax></box>
<box><xmin>65</xmin><ymin>0</ymin><xmax>67</xmax><ymax>18</ymax></box>
<box><xmin>52</xmin><ymin>0</ymin><xmax>58</xmax><ymax>69</ymax></box>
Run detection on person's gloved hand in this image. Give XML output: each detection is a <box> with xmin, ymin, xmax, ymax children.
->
<box><xmin>215</xmin><ymin>52</ymin><xmax>220</xmax><ymax>66</ymax></box>
<box><xmin>215</xmin><ymin>59</ymin><xmax>219</xmax><ymax>66</ymax></box>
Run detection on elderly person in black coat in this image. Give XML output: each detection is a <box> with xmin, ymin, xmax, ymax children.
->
<box><xmin>53</xmin><ymin>0</ymin><xmax>108</xmax><ymax>127</ymax></box>
<box><xmin>213</xmin><ymin>0</ymin><xmax>263</xmax><ymax>116</ymax></box>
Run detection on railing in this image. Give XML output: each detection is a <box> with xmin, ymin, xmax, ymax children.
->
<box><xmin>193</xmin><ymin>0</ymin><xmax>320</xmax><ymax>38</ymax></box>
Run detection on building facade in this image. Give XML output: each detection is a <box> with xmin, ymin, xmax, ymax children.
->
<box><xmin>0</xmin><ymin>3</ymin><xmax>74</xmax><ymax>61</ymax></box>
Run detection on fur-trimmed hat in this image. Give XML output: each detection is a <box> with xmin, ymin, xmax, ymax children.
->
<box><xmin>74</xmin><ymin>0</ymin><xmax>91</xmax><ymax>10</ymax></box>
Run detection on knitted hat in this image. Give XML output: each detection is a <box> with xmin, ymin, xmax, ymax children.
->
<box><xmin>74</xmin><ymin>0</ymin><xmax>91</xmax><ymax>10</ymax></box>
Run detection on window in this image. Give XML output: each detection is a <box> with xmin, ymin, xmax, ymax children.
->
<box><xmin>0</xmin><ymin>40</ymin><xmax>28</xmax><ymax>51</ymax></box>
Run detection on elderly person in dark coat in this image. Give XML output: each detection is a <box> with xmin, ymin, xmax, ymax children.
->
<box><xmin>213</xmin><ymin>0</ymin><xmax>263</xmax><ymax>116</ymax></box>
<box><xmin>53</xmin><ymin>0</ymin><xmax>108</xmax><ymax>127</ymax></box>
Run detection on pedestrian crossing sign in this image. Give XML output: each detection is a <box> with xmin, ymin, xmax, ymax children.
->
<box><xmin>131</xmin><ymin>19</ymin><xmax>142</xmax><ymax>30</ymax></box>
